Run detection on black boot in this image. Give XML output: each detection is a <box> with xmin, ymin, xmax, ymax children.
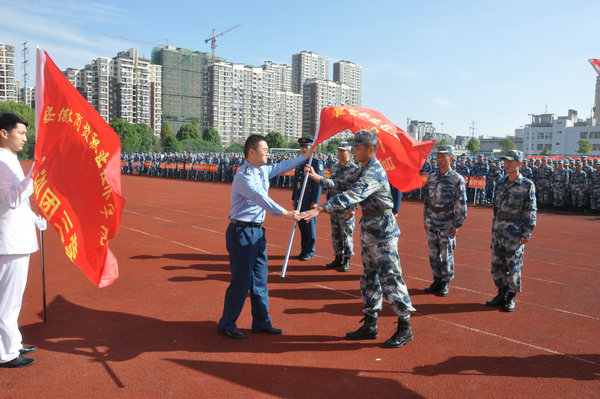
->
<box><xmin>486</xmin><ymin>286</ymin><xmax>507</xmax><ymax>306</ymax></box>
<box><xmin>437</xmin><ymin>281</ymin><xmax>449</xmax><ymax>297</ymax></box>
<box><xmin>424</xmin><ymin>278</ymin><xmax>442</xmax><ymax>293</ymax></box>
<box><xmin>383</xmin><ymin>318</ymin><xmax>413</xmax><ymax>348</ymax></box>
<box><xmin>326</xmin><ymin>255</ymin><xmax>342</xmax><ymax>269</ymax></box>
<box><xmin>339</xmin><ymin>256</ymin><xmax>350</xmax><ymax>272</ymax></box>
<box><xmin>504</xmin><ymin>291</ymin><xmax>516</xmax><ymax>312</ymax></box>
<box><xmin>345</xmin><ymin>315</ymin><xmax>378</xmax><ymax>340</ymax></box>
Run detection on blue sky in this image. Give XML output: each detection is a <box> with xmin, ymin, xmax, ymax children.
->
<box><xmin>2</xmin><ymin>0</ymin><xmax>599</xmax><ymax>138</ymax></box>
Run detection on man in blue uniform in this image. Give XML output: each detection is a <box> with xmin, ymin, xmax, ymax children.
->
<box><xmin>217</xmin><ymin>134</ymin><xmax>307</xmax><ymax>339</ymax></box>
<box><xmin>292</xmin><ymin>137</ymin><xmax>323</xmax><ymax>261</ymax></box>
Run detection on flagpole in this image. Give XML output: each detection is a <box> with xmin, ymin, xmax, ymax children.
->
<box><xmin>39</xmin><ymin>229</ymin><xmax>47</xmax><ymax>323</ymax></box>
<box><xmin>281</xmin><ymin>124</ymin><xmax>320</xmax><ymax>279</ymax></box>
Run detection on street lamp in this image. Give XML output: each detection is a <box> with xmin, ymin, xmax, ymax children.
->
<box><xmin>528</xmin><ymin>113</ymin><xmax>534</xmax><ymax>155</ymax></box>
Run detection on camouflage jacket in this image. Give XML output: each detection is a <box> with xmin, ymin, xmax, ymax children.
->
<box><xmin>492</xmin><ymin>174</ymin><xmax>537</xmax><ymax>242</ymax></box>
<box><xmin>551</xmin><ymin>168</ymin><xmax>569</xmax><ymax>185</ymax></box>
<box><xmin>423</xmin><ymin>168</ymin><xmax>467</xmax><ymax>230</ymax></box>
<box><xmin>569</xmin><ymin>170</ymin><xmax>588</xmax><ymax>190</ymax></box>
<box><xmin>322</xmin><ymin>160</ymin><xmax>359</xmax><ymax>199</ymax></box>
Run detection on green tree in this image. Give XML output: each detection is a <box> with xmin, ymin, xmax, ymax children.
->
<box><xmin>467</xmin><ymin>138</ymin><xmax>480</xmax><ymax>155</ymax></box>
<box><xmin>160</xmin><ymin>121</ymin><xmax>173</xmax><ymax>146</ymax></box>
<box><xmin>110</xmin><ymin>118</ymin><xmax>141</xmax><ymax>151</ymax></box>
<box><xmin>434</xmin><ymin>138</ymin><xmax>451</xmax><ymax>150</ymax></box>
<box><xmin>541</xmin><ymin>147</ymin><xmax>551</xmax><ymax>156</ymax></box>
<box><xmin>134</xmin><ymin>123</ymin><xmax>158</xmax><ymax>152</ymax></box>
<box><xmin>225</xmin><ymin>142</ymin><xmax>245</xmax><ymax>153</ymax></box>
<box><xmin>326</xmin><ymin>138</ymin><xmax>343</xmax><ymax>153</ymax></box>
<box><xmin>179</xmin><ymin>138</ymin><xmax>207</xmax><ymax>152</ymax></box>
<box><xmin>499</xmin><ymin>137</ymin><xmax>516</xmax><ymax>153</ymax></box>
<box><xmin>287</xmin><ymin>140</ymin><xmax>300</xmax><ymax>149</ymax></box>
<box><xmin>576</xmin><ymin>139</ymin><xmax>592</xmax><ymax>155</ymax></box>
<box><xmin>176</xmin><ymin>123</ymin><xmax>201</xmax><ymax>141</ymax></box>
<box><xmin>0</xmin><ymin>101</ymin><xmax>36</xmax><ymax>159</ymax></box>
<box><xmin>265</xmin><ymin>131</ymin><xmax>285</xmax><ymax>149</ymax></box>
<box><xmin>202</xmin><ymin>126</ymin><xmax>222</xmax><ymax>146</ymax></box>
<box><xmin>162</xmin><ymin>134</ymin><xmax>182</xmax><ymax>152</ymax></box>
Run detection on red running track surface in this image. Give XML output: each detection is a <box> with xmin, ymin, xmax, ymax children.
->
<box><xmin>2</xmin><ymin>170</ymin><xmax>599</xmax><ymax>398</ymax></box>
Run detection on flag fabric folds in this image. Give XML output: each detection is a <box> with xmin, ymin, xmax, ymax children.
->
<box><xmin>589</xmin><ymin>59</ymin><xmax>600</xmax><ymax>76</ymax></box>
<box><xmin>314</xmin><ymin>106</ymin><xmax>435</xmax><ymax>192</ymax></box>
<box><xmin>34</xmin><ymin>48</ymin><xmax>125</xmax><ymax>287</ymax></box>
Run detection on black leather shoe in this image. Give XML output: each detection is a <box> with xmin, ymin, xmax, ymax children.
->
<box><xmin>504</xmin><ymin>292</ymin><xmax>516</xmax><ymax>312</ymax></box>
<box><xmin>296</xmin><ymin>253</ymin><xmax>305</xmax><ymax>259</ymax></box>
<box><xmin>486</xmin><ymin>287</ymin><xmax>507</xmax><ymax>307</ymax></box>
<box><xmin>19</xmin><ymin>345</ymin><xmax>37</xmax><ymax>355</ymax></box>
<box><xmin>437</xmin><ymin>281</ymin><xmax>449</xmax><ymax>297</ymax></box>
<box><xmin>326</xmin><ymin>255</ymin><xmax>342</xmax><ymax>269</ymax></box>
<box><xmin>339</xmin><ymin>256</ymin><xmax>351</xmax><ymax>272</ymax></box>
<box><xmin>218</xmin><ymin>328</ymin><xmax>246</xmax><ymax>339</ymax></box>
<box><xmin>0</xmin><ymin>355</ymin><xmax>35</xmax><ymax>368</ymax></box>
<box><xmin>383</xmin><ymin>318</ymin><xmax>413</xmax><ymax>348</ymax></box>
<box><xmin>424</xmin><ymin>278</ymin><xmax>442</xmax><ymax>293</ymax></box>
<box><xmin>252</xmin><ymin>326</ymin><xmax>283</xmax><ymax>335</ymax></box>
<box><xmin>299</xmin><ymin>254</ymin><xmax>313</xmax><ymax>261</ymax></box>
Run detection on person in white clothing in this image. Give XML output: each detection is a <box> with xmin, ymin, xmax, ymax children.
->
<box><xmin>0</xmin><ymin>112</ymin><xmax>46</xmax><ymax>368</ymax></box>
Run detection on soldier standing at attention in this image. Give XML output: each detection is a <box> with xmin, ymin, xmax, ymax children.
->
<box><xmin>301</xmin><ymin>130</ymin><xmax>415</xmax><ymax>348</ymax></box>
<box><xmin>569</xmin><ymin>160</ymin><xmax>588</xmax><ymax>212</ymax></box>
<box><xmin>590</xmin><ymin>162</ymin><xmax>600</xmax><ymax>213</ymax></box>
<box><xmin>551</xmin><ymin>160</ymin><xmax>569</xmax><ymax>211</ymax></box>
<box><xmin>292</xmin><ymin>137</ymin><xmax>323</xmax><ymax>261</ymax></box>
<box><xmin>217</xmin><ymin>134</ymin><xmax>306</xmax><ymax>339</ymax></box>
<box><xmin>321</xmin><ymin>142</ymin><xmax>358</xmax><ymax>272</ymax></box>
<box><xmin>486</xmin><ymin>150</ymin><xmax>536</xmax><ymax>312</ymax></box>
<box><xmin>536</xmin><ymin>156</ymin><xmax>553</xmax><ymax>209</ymax></box>
<box><xmin>422</xmin><ymin>145</ymin><xmax>467</xmax><ymax>297</ymax></box>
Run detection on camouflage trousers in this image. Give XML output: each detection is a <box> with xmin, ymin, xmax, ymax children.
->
<box><xmin>536</xmin><ymin>180</ymin><xmax>553</xmax><ymax>206</ymax></box>
<box><xmin>552</xmin><ymin>184</ymin><xmax>568</xmax><ymax>207</ymax></box>
<box><xmin>570</xmin><ymin>187</ymin><xmax>586</xmax><ymax>208</ymax></box>
<box><xmin>360</xmin><ymin>235</ymin><xmax>415</xmax><ymax>319</ymax></box>
<box><xmin>329</xmin><ymin>210</ymin><xmax>356</xmax><ymax>256</ymax></box>
<box><xmin>491</xmin><ymin>238</ymin><xmax>524</xmax><ymax>293</ymax></box>
<box><xmin>591</xmin><ymin>188</ymin><xmax>600</xmax><ymax>211</ymax></box>
<box><xmin>426</xmin><ymin>228</ymin><xmax>456</xmax><ymax>281</ymax></box>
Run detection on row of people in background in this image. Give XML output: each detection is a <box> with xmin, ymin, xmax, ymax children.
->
<box><xmin>409</xmin><ymin>153</ymin><xmax>600</xmax><ymax>214</ymax></box>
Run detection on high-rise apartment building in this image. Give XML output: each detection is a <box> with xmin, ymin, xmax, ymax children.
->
<box><xmin>292</xmin><ymin>51</ymin><xmax>328</xmax><ymax>94</ymax></box>
<box><xmin>65</xmin><ymin>49</ymin><xmax>162</xmax><ymax>135</ymax></box>
<box><xmin>333</xmin><ymin>60</ymin><xmax>362</xmax><ymax>103</ymax></box>
<box><xmin>152</xmin><ymin>46</ymin><xmax>213</xmax><ymax>134</ymax></box>
<box><xmin>407</xmin><ymin>120</ymin><xmax>436</xmax><ymax>141</ymax></box>
<box><xmin>275</xmin><ymin>90</ymin><xmax>302</xmax><ymax>143</ymax></box>
<box><xmin>302</xmin><ymin>78</ymin><xmax>360</xmax><ymax>136</ymax></box>
<box><xmin>263</xmin><ymin>61</ymin><xmax>292</xmax><ymax>92</ymax></box>
<box><xmin>0</xmin><ymin>42</ymin><xmax>18</xmax><ymax>102</ymax></box>
<box><xmin>203</xmin><ymin>61</ymin><xmax>276</xmax><ymax>146</ymax></box>
<box><xmin>19</xmin><ymin>86</ymin><xmax>34</xmax><ymax>107</ymax></box>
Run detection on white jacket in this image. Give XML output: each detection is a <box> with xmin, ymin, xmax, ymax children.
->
<box><xmin>0</xmin><ymin>148</ymin><xmax>38</xmax><ymax>255</ymax></box>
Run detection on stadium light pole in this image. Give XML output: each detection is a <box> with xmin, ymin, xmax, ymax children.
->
<box><xmin>528</xmin><ymin>113</ymin><xmax>534</xmax><ymax>155</ymax></box>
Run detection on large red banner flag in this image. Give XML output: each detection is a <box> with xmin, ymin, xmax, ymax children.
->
<box><xmin>589</xmin><ymin>59</ymin><xmax>600</xmax><ymax>76</ymax></box>
<box><xmin>314</xmin><ymin>106</ymin><xmax>435</xmax><ymax>192</ymax></box>
<box><xmin>33</xmin><ymin>48</ymin><xmax>126</xmax><ymax>287</ymax></box>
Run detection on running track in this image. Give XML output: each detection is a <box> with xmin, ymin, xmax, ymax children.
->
<box><xmin>1</xmin><ymin>171</ymin><xmax>599</xmax><ymax>398</ymax></box>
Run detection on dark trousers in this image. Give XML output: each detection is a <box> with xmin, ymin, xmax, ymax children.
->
<box><xmin>218</xmin><ymin>223</ymin><xmax>271</xmax><ymax>331</ymax></box>
<box><xmin>298</xmin><ymin>218</ymin><xmax>316</xmax><ymax>256</ymax></box>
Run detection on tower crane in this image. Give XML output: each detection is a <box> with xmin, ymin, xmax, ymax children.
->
<box><xmin>204</xmin><ymin>24</ymin><xmax>241</xmax><ymax>61</ymax></box>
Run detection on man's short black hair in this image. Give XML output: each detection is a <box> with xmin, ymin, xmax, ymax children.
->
<box><xmin>244</xmin><ymin>134</ymin><xmax>266</xmax><ymax>158</ymax></box>
<box><xmin>0</xmin><ymin>113</ymin><xmax>29</xmax><ymax>132</ymax></box>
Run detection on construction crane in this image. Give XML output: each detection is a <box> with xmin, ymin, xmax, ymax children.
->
<box><xmin>104</xmin><ymin>34</ymin><xmax>169</xmax><ymax>48</ymax></box>
<box><xmin>204</xmin><ymin>24</ymin><xmax>241</xmax><ymax>61</ymax></box>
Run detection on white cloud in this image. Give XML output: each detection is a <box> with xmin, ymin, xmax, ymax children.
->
<box><xmin>432</xmin><ymin>96</ymin><xmax>455</xmax><ymax>108</ymax></box>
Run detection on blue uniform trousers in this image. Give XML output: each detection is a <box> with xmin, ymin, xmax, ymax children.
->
<box><xmin>218</xmin><ymin>223</ymin><xmax>271</xmax><ymax>331</ymax></box>
<box><xmin>298</xmin><ymin>218</ymin><xmax>316</xmax><ymax>257</ymax></box>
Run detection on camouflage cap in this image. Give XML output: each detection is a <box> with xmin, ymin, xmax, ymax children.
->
<box><xmin>576</xmin><ymin>159</ymin><xmax>583</xmax><ymax>165</ymax></box>
<box><xmin>501</xmin><ymin>150</ymin><xmax>523</xmax><ymax>162</ymax></box>
<box><xmin>541</xmin><ymin>156</ymin><xmax>548</xmax><ymax>161</ymax></box>
<box><xmin>437</xmin><ymin>145</ymin><xmax>454</xmax><ymax>156</ymax></box>
<box><xmin>349</xmin><ymin>129</ymin><xmax>378</xmax><ymax>146</ymax></box>
<box><xmin>556</xmin><ymin>159</ymin><xmax>563</xmax><ymax>164</ymax></box>
<box><xmin>337</xmin><ymin>141</ymin><xmax>351</xmax><ymax>151</ymax></box>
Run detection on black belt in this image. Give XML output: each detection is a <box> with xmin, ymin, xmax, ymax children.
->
<box><xmin>230</xmin><ymin>219</ymin><xmax>263</xmax><ymax>228</ymax></box>
<box><xmin>362</xmin><ymin>209</ymin><xmax>393</xmax><ymax>218</ymax></box>
<box><xmin>494</xmin><ymin>211</ymin><xmax>521</xmax><ymax>220</ymax></box>
<box><xmin>428</xmin><ymin>204</ymin><xmax>454</xmax><ymax>212</ymax></box>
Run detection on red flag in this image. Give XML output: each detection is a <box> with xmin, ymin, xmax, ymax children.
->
<box><xmin>589</xmin><ymin>59</ymin><xmax>600</xmax><ymax>76</ymax></box>
<box><xmin>33</xmin><ymin>49</ymin><xmax>125</xmax><ymax>287</ymax></box>
<box><xmin>314</xmin><ymin>106</ymin><xmax>435</xmax><ymax>191</ymax></box>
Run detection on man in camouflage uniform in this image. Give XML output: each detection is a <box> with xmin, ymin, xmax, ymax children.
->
<box><xmin>486</xmin><ymin>150</ymin><xmax>536</xmax><ymax>312</ymax></box>
<box><xmin>569</xmin><ymin>160</ymin><xmax>588</xmax><ymax>212</ymax></box>
<box><xmin>470</xmin><ymin>154</ymin><xmax>489</xmax><ymax>203</ymax></box>
<box><xmin>591</xmin><ymin>162</ymin><xmax>600</xmax><ymax>213</ymax></box>
<box><xmin>422</xmin><ymin>145</ymin><xmax>467</xmax><ymax>297</ymax></box>
<box><xmin>535</xmin><ymin>156</ymin><xmax>553</xmax><ymax>209</ymax></box>
<box><xmin>551</xmin><ymin>160</ymin><xmax>569</xmax><ymax>211</ymax></box>
<box><xmin>301</xmin><ymin>129</ymin><xmax>415</xmax><ymax>348</ymax></box>
<box><xmin>319</xmin><ymin>142</ymin><xmax>358</xmax><ymax>272</ymax></box>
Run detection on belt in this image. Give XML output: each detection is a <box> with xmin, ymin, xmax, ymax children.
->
<box><xmin>494</xmin><ymin>210</ymin><xmax>521</xmax><ymax>220</ymax></box>
<box><xmin>428</xmin><ymin>204</ymin><xmax>454</xmax><ymax>212</ymax></box>
<box><xmin>230</xmin><ymin>219</ymin><xmax>264</xmax><ymax>228</ymax></box>
<box><xmin>362</xmin><ymin>208</ymin><xmax>393</xmax><ymax>218</ymax></box>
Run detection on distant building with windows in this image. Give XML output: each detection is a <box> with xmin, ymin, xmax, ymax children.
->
<box><xmin>407</xmin><ymin>120</ymin><xmax>436</xmax><ymax>141</ymax></box>
<box><xmin>515</xmin><ymin>109</ymin><xmax>600</xmax><ymax>156</ymax></box>
<box><xmin>0</xmin><ymin>42</ymin><xmax>18</xmax><ymax>102</ymax></box>
<box><xmin>292</xmin><ymin>51</ymin><xmax>328</xmax><ymax>95</ymax></box>
<box><xmin>333</xmin><ymin>60</ymin><xmax>362</xmax><ymax>103</ymax></box>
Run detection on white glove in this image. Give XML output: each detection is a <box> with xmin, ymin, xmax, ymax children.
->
<box><xmin>34</xmin><ymin>215</ymin><xmax>47</xmax><ymax>231</ymax></box>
